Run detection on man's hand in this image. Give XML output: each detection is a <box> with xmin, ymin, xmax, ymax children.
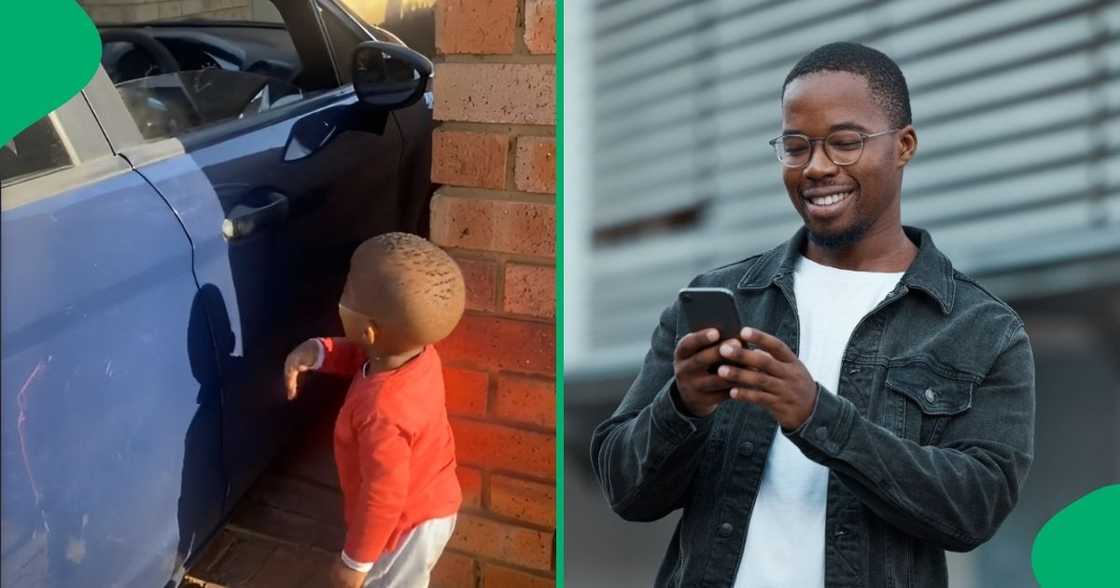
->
<box><xmin>330</xmin><ymin>560</ymin><xmax>367</xmax><ymax>588</ymax></box>
<box><xmin>284</xmin><ymin>339</ymin><xmax>321</xmax><ymax>400</ymax></box>
<box><xmin>717</xmin><ymin>327</ymin><xmax>818</xmax><ymax>430</ymax></box>
<box><xmin>673</xmin><ymin>328</ymin><xmax>738</xmax><ymax>418</ymax></box>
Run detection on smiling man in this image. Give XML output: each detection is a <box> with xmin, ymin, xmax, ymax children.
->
<box><xmin>591</xmin><ymin>43</ymin><xmax>1036</xmax><ymax>587</ymax></box>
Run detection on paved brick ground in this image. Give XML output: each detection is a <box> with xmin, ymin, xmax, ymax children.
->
<box><xmin>179</xmin><ymin>395</ymin><xmax>351</xmax><ymax>588</ymax></box>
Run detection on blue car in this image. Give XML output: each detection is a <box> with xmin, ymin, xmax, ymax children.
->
<box><xmin>1</xmin><ymin>2</ymin><xmax>434</xmax><ymax>586</ymax></box>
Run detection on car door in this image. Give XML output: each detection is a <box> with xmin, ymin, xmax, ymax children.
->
<box><xmin>86</xmin><ymin>0</ymin><xmax>429</xmax><ymax>505</ymax></box>
<box><xmin>1</xmin><ymin>88</ymin><xmax>225</xmax><ymax>587</ymax></box>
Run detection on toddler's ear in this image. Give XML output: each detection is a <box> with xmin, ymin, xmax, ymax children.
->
<box><xmin>362</xmin><ymin>321</ymin><xmax>379</xmax><ymax>346</ymax></box>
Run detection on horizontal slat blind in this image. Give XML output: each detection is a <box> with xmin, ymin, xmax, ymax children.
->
<box><xmin>578</xmin><ymin>0</ymin><xmax>1120</xmax><ymax>372</ymax></box>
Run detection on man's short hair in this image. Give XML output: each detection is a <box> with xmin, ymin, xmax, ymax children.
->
<box><xmin>782</xmin><ymin>42</ymin><xmax>912</xmax><ymax>129</ymax></box>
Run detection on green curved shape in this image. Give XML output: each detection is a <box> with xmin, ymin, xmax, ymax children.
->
<box><xmin>0</xmin><ymin>0</ymin><xmax>101</xmax><ymax>145</ymax></box>
<box><xmin>1032</xmin><ymin>484</ymin><xmax>1120</xmax><ymax>587</ymax></box>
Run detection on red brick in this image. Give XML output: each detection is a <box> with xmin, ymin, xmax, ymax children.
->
<box><xmin>458</xmin><ymin>466</ymin><xmax>484</xmax><ymax>509</ymax></box>
<box><xmin>438</xmin><ymin>315</ymin><xmax>555</xmax><ymax>375</ymax></box>
<box><xmin>85</xmin><ymin>6</ymin><xmax>124</xmax><ymax>23</ymax></box>
<box><xmin>489</xmin><ymin>475</ymin><xmax>555</xmax><ymax>527</ymax></box>
<box><xmin>244</xmin><ymin>545</ymin><xmax>329</xmax><ymax>588</ymax></box>
<box><xmin>431</xmin><ymin>192</ymin><xmax>555</xmax><ymax>258</ymax></box>
<box><xmin>493</xmin><ymin>373</ymin><xmax>555</xmax><ymax>430</ymax></box>
<box><xmin>454</xmin><ymin>256</ymin><xmax>498</xmax><ymax>312</ymax></box>
<box><xmin>434</xmin><ymin>63</ymin><xmax>555</xmax><ymax>125</ymax></box>
<box><xmin>120</xmin><ymin>3</ymin><xmax>160</xmax><ymax>23</ymax></box>
<box><xmin>302</xmin><ymin>561</ymin><xmax>343</xmax><ymax>588</ymax></box>
<box><xmin>248</xmin><ymin>474</ymin><xmax>342</xmax><ymax>526</ymax></box>
<box><xmin>444</xmin><ymin>366</ymin><xmax>489</xmax><ymax>417</ymax></box>
<box><xmin>523</xmin><ymin>0</ymin><xmax>556</xmax><ymax>55</ymax></box>
<box><xmin>514</xmin><ymin>137</ymin><xmax>556</xmax><ymax>194</ymax></box>
<box><xmin>436</xmin><ymin>0</ymin><xmax>517</xmax><ymax>55</ymax></box>
<box><xmin>207</xmin><ymin>7</ymin><xmax>251</xmax><ymax>20</ymax></box>
<box><xmin>450</xmin><ymin>419</ymin><xmax>555</xmax><ymax>480</ymax></box>
<box><xmin>158</xmin><ymin>2</ymin><xmax>183</xmax><ymax>19</ymax></box>
<box><xmin>189</xmin><ymin>529</ymin><xmax>238</xmax><ymax>576</ymax></box>
<box><xmin>503</xmin><ymin>263</ymin><xmax>554</xmax><ymax>319</ymax></box>
<box><xmin>483</xmin><ymin>563</ymin><xmax>555</xmax><ymax>588</ymax></box>
<box><xmin>433</xmin><ymin>130</ymin><xmax>510</xmax><ymax>190</ymax></box>
<box><xmin>181</xmin><ymin>1</ymin><xmax>205</xmax><ymax>16</ymax></box>
<box><xmin>229</xmin><ymin>502</ymin><xmax>345</xmax><ymax>553</ymax></box>
<box><xmin>449</xmin><ymin>514</ymin><xmax>553</xmax><ymax>571</ymax></box>
<box><xmin>204</xmin><ymin>537</ymin><xmax>275</xmax><ymax>586</ymax></box>
<box><xmin>432</xmin><ymin>550</ymin><xmax>479</xmax><ymax>588</ymax></box>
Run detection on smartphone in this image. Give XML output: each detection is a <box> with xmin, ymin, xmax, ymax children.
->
<box><xmin>678</xmin><ymin>287</ymin><xmax>742</xmax><ymax>342</ymax></box>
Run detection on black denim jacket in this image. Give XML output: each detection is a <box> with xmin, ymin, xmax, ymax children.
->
<box><xmin>591</xmin><ymin>226</ymin><xmax>1035</xmax><ymax>587</ymax></box>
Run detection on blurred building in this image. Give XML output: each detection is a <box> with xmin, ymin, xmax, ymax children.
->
<box><xmin>342</xmin><ymin>0</ymin><xmax>436</xmax><ymax>57</ymax></box>
<box><xmin>564</xmin><ymin>1</ymin><xmax>1120</xmax><ymax>586</ymax></box>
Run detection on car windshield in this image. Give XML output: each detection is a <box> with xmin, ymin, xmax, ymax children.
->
<box><xmin>115</xmin><ymin>69</ymin><xmax>304</xmax><ymax>140</ymax></box>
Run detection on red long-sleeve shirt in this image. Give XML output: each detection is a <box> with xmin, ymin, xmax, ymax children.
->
<box><xmin>316</xmin><ymin>337</ymin><xmax>462</xmax><ymax>564</ymax></box>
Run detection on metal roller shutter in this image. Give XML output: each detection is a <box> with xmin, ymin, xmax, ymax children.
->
<box><xmin>577</xmin><ymin>0</ymin><xmax>1120</xmax><ymax>373</ymax></box>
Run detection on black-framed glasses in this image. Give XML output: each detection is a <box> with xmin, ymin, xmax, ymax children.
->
<box><xmin>768</xmin><ymin>128</ymin><xmax>900</xmax><ymax>168</ymax></box>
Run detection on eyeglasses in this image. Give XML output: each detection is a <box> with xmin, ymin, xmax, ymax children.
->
<box><xmin>768</xmin><ymin>128</ymin><xmax>899</xmax><ymax>168</ymax></box>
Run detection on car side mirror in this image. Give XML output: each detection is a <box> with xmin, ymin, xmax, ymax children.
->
<box><xmin>351</xmin><ymin>41</ymin><xmax>432</xmax><ymax>111</ymax></box>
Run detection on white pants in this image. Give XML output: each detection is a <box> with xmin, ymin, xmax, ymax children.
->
<box><xmin>362</xmin><ymin>515</ymin><xmax>457</xmax><ymax>588</ymax></box>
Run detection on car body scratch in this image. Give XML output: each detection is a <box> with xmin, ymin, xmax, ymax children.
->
<box><xmin>16</xmin><ymin>360</ymin><xmax>47</xmax><ymax>505</ymax></box>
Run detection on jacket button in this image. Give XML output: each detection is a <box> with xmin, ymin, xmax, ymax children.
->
<box><xmin>924</xmin><ymin>387</ymin><xmax>937</xmax><ymax>403</ymax></box>
<box><xmin>739</xmin><ymin>441</ymin><xmax>755</xmax><ymax>456</ymax></box>
<box><xmin>718</xmin><ymin>522</ymin><xmax>733</xmax><ymax>537</ymax></box>
<box><xmin>815</xmin><ymin>426</ymin><xmax>829</xmax><ymax>442</ymax></box>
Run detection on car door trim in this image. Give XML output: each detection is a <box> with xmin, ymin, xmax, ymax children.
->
<box><xmin>118</xmin><ymin>137</ymin><xmax>188</xmax><ymax>170</ymax></box>
<box><xmin>82</xmin><ymin>66</ymin><xmax>145</xmax><ymax>152</ymax></box>
<box><xmin>175</xmin><ymin>86</ymin><xmax>354</xmax><ymax>152</ymax></box>
<box><xmin>1</xmin><ymin>155</ymin><xmax>133</xmax><ymax>212</ymax></box>
<box><xmin>54</xmin><ymin>91</ymin><xmax>114</xmax><ymax>163</ymax></box>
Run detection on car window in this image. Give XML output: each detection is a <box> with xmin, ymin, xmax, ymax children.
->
<box><xmin>78</xmin><ymin>0</ymin><xmax>337</xmax><ymax>142</ymax></box>
<box><xmin>115</xmin><ymin>69</ymin><xmax>306</xmax><ymax>141</ymax></box>
<box><xmin>1</xmin><ymin>116</ymin><xmax>73</xmax><ymax>186</ymax></box>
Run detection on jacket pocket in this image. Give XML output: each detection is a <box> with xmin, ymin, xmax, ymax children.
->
<box><xmin>883</xmin><ymin>362</ymin><xmax>974</xmax><ymax>443</ymax></box>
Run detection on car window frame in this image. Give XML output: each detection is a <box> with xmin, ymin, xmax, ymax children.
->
<box><xmin>314</xmin><ymin>0</ymin><xmax>376</xmax><ymax>86</ymax></box>
<box><xmin>1</xmin><ymin>84</ymin><xmax>132</xmax><ymax>212</ymax></box>
<box><xmin>322</xmin><ymin>0</ymin><xmax>405</xmax><ymax>47</ymax></box>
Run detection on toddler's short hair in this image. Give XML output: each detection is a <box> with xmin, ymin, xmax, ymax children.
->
<box><xmin>347</xmin><ymin>232</ymin><xmax>465</xmax><ymax>348</ymax></box>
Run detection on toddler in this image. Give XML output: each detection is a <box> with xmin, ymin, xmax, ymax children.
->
<box><xmin>284</xmin><ymin>232</ymin><xmax>465</xmax><ymax>588</ymax></box>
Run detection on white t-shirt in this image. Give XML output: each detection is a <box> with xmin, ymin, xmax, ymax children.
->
<box><xmin>733</xmin><ymin>255</ymin><xmax>903</xmax><ymax>588</ymax></box>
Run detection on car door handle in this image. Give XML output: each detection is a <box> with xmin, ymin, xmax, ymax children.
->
<box><xmin>222</xmin><ymin>191</ymin><xmax>289</xmax><ymax>239</ymax></box>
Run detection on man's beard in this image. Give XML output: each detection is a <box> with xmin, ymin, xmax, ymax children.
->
<box><xmin>806</xmin><ymin>218</ymin><xmax>872</xmax><ymax>249</ymax></box>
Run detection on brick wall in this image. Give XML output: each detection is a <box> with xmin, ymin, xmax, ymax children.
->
<box><xmin>430</xmin><ymin>0</ymin><xmax>556</xmax><ymax>586</ymax></box>
<box><xmin>78</xmin><ymin>0</ymin><xmax>252</xmax><ymax>24</ymax></box>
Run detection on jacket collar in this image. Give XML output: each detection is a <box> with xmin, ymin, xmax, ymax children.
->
<box><xmin>736</xmin><ymin>225</ymin><xmax>956</xmax><ymax>314</ymax></box>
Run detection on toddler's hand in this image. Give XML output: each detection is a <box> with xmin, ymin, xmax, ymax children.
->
<box><xmin>330</xmin><ymin>560</ymin><xmax>366</xmax><ymax>588</ymax></box>
<box><xmin>284</xmin><ymin>338</ymin><xmax>321</xmax><ymax>400</ymax></box>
